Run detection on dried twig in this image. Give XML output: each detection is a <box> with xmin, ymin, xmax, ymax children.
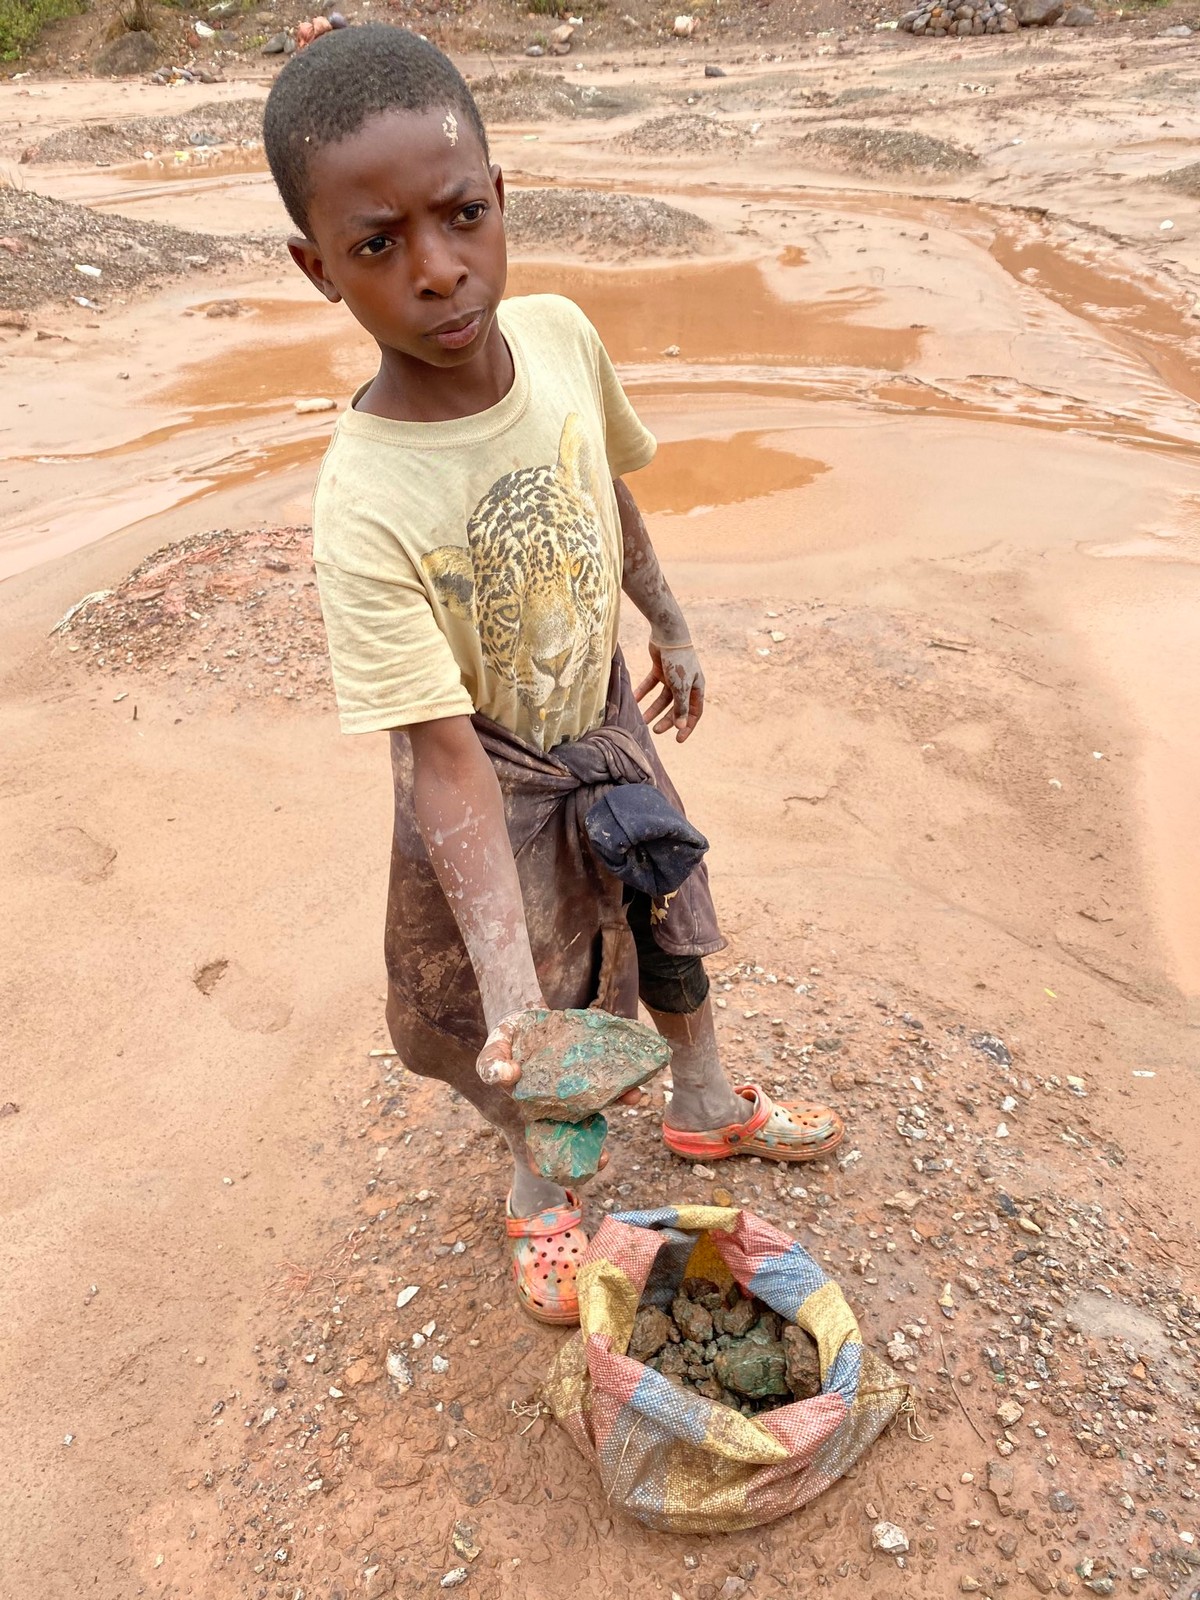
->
<box><xmin>939</xmin><ymin>1332</ymin><xmax>988</xmax><ymax>1445</ymax></box>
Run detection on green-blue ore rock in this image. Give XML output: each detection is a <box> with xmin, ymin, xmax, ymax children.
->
<box><xmin>525</xmin><ymin>1113</ymin><xmax>609</xmax><ymax>1184</ymax></box>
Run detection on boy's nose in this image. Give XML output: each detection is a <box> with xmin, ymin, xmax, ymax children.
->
<box><xmin>415</xmin><ymin>243</ymin><xmax>467</xmax><ymax>299</ymax></box>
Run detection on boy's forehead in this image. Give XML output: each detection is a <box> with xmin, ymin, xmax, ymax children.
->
<box><xmin>307</xmin><ymin>105</ymin><xmax>489</xmax><ymax>223</ymax></box>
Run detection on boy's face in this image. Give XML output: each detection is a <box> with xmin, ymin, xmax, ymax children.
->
<box><xmin>290</xmin><ymin>107</ymin><xmax>507</xmax><ymax>371</ymax></box>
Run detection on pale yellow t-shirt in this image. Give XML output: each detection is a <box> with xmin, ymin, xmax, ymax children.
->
<box><xmin>312</xmin><ymin>294</ymin><xmax>656</xmax><ymax>752</ymax></box>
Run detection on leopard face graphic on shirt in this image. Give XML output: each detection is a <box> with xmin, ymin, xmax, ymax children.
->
<box><xmin>421</xmin><ymin>415</ymin><xmax>618</xmax><ymax>747</ymax></box>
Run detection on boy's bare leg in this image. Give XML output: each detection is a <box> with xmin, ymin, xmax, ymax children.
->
<box><xmin>644</xmin><ymin>998</ymin><xmax>753</xmax><ymax>1131</ymax></box>
<box><xmin>386</xmin><ymin>997</ymin><xmax>568</xmax><ymax>1216</ymax></box>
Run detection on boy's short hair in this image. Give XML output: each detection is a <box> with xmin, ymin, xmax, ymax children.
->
<box><xmin>263</xmin><ymin>25</ymin><xmax>490</xmax><ymax>236</ymax></box>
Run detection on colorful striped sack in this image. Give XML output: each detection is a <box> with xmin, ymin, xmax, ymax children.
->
<box><xmin>543</xmin><ymin>1204</ymin><xmax>911</xmax><ymax>1533</ymax></box>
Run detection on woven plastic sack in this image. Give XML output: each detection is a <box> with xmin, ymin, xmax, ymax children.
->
<box><xmin>543</xmin><ymin>1204</ymin><xmax>910</xmax><ymax>1533</ymax></box>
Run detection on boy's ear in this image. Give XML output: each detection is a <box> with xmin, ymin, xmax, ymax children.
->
<box><xmin>287</xmin><ymin>235</ymin><xmax>342</xmax><ymax>304</ymax></box>
<box><xmin>491</xmin><ymin>164</ymin><xmax>505</xmax><ymax>213</ymax></box>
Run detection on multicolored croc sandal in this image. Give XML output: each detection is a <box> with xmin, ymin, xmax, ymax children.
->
<box><xmin>662</xmin><ymin>1082</ymin><xmax>844</xmax><ymax>1164</ymax></box>
<box><xmin>505</xmin><ymin>1190</ymin><xmax>588</xmax><ymax>1326</ymax></box>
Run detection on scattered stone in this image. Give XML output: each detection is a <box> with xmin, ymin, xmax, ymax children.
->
<box><xmin>440</xmin><ymin>1571</ymin><xmax>469</xmax><ymax>1591</ymax></box>
<box><xmin>262</xmin><ymin>31</ymin><xmax>290</xmax><ymax>54</ymax></box>
<box><xmin>294</xmin><ymin>397</ymin><xmax>337</xmax><ymax>414</ymax></box>
<box><xmin>673</xmin><ymin>14</ymin><xmax>697</xmax><ymax>36</ymax></box>
<box><xmin>1060</xmin><ymin>4</ymin><xmax>1096</xmax><ymax>21</ymax></box>
<box><xmin>971</xmin><ymin>1033</ymin><xmax>1013</xmax><ymax>1067</ymax></box>
<box><xmin>885</xmin><ymin>1189</ymin><xmax>923</xmax><ymax>1215</ymax></box>
<box><xmin>385</xmin><ymin>1349</ymin><xmax>413</xmax><ymax>1390</ymax></box>
<box><xmin>451</xmin><ymin>1522</ymin><xmax>481</xmax><ymax>1563</ymax></box>
<box><xmin>995</xmin><ymin>1397</ymin><xmax>1024</xmax><ymax>1427</ymax></box>
<box><xmin>986</xmin><ymin>1460</ymin><xmax>1014</xmax><ymax>1502</ymax></box>
<box><xmin>1014</xmin><ymin>0</ymin><xmax>1063</xmax><ymax>21</ymax></box>
<box><xmin>704</xmin><ymin>64</ymin><xmax>727</xmax><ymax>76</ymax></box>
<box><xmin>871</xmin><ymin>1521</ymin><xmax>910</xmax><ymax>1555</ymax></box>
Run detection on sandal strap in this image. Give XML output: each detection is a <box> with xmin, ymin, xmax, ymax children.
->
<box><xmin>724</xmin><ymin>1084</ymin><xmax>773</xmax><ymax>1145</ymax></box>
<box><xmin>505</xmin><ymin>1190</ymin><xmax>583</xmax><ymax>1241</ymax></box>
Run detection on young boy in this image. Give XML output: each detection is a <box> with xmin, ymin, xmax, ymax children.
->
<box><xmin>263</xmin><ymin>27</ymin><xmax>844</xmax><ymax>1325</ymax></box>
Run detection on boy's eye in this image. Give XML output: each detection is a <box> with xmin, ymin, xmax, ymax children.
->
<box><xmin>356</xmin><ymin>235</ymin><xmax>392</xmax><ymax>257</ymax></box>
<box><xmin>457</xmin><ymin>203</ymin><xmax>487</xmax><ymax>225</ymax></box>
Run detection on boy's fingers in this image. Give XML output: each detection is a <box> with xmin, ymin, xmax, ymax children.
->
<box><xmin>653</xmin><ymin>708</ymin><xmax>676</xmax><ymax>734</ymax></box>
<box><xmin>477</xmin><ymin>1016</ymin><xmax>523</xmax><ymax>1089</ymax></box>
<box><xmin>643</xmin><ymin>687</ymin><xmax>672</xmax><ymax>724</ymax></box>
<box><xmin>634</xmin><ymin>670</ymin><xmax>658</xmax><ymax>702</ymax></box>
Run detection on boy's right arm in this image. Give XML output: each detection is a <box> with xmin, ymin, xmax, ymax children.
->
<box><xmin>408</xmin><ymin>715</ymin><xmax>545</xmax><ymax>1086</ymax></box>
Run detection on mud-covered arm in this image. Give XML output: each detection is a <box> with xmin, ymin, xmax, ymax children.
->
<box><xmin>408</xmin><ymin>714</ymin><xmax>544</xmax><ymax>1085</ymax></box>
<box><xmin>614</xmin><ymin>476</ymin><xmax>705</xmax><ymax>744</ymax></box>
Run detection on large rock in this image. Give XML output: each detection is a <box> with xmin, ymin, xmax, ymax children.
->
<box><xmin>1060</xmin><ymin>3</ymin><xmax>1097</xmax><ymax>20</ymax></box>
<box><xmin>713</xmin><ymin>1340</ymin><xmax>789</xmax><ymax>1399</ymax></box>
<box><xmin>94</xmin><ymin>29</ymin><xmax>160</xmax><ymax>76</ymax></box>
<box><xmin>510</xmin><ymin>1008</ymin><xmax>669</xmax><ymax>1123</ymax></box>
<box><xmin>1015</xmin><ymin>0</ymin><xmax>1064</xmax><ymax>22</ymax></box>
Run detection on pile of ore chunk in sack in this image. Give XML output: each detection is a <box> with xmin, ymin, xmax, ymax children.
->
<box><xmin>629</xmin><ymin>1277</ymin><xmax>822</xmax><ymax>1417</ymax></box>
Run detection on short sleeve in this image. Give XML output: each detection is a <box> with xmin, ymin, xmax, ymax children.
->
<box><xmin>591</xmin><ymin>329</ymin><xmax>657</xmax><ymax>480</ymax></box>
<box><xmin>315</xmin><ymin>557</ymin><xmax>475</xmax><ymax>735</ymax></box>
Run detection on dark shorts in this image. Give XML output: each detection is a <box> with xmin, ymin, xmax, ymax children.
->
<box><xmin>625</xmin><ymin>890</ymin><xmax>710</xmax><ymax>1016</ymax></box>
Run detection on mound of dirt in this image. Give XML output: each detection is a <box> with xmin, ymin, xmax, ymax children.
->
<box><xmin>505</xmin><ymin>187</ymin><xmax>716</xmax><ymax>259</ymax></box>
<box><xmin>617</xmin><ymin>113</ymin><xmax>752</xmax><ymax>156</ymax></box>
<box><xmin>1159</xmin><ymin>161</ymin><xmax>1200</xmax><ymax>197</ymax></box>
<box><xmin>20</xmin><ymin>97</ymin><xmax>264</xmax><ymax>165</ymax></box>
<box><xmin>470</xmin><ymin>69</ymin><xmax>639</xmax><ymax>123</ymax></box>
<box><xmin>0</xmin><ymin>188</ymin><xmax>269</xmax><ymax>310</ymax></box>
<box><xmin>53</xmin><ymin>526</ymin><xmax>332</xmax><ymax>704</ymax></box>
<box><xmin>789</xmin><ymin>125</ymin><xmax>979</xmax><ymax>176</ymax></box>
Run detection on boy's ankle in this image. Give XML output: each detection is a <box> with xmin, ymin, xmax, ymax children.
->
<box><xmin>665</xmin><ymin>1082</ymin><xmax>752</xmax><ymax>1133</ymax></box>
<box><xmin>509</xmin><ymin>1167</ymin><xmax>570</xmax><ymax>1218</ymax></box>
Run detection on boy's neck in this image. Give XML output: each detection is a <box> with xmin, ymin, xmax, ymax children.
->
<box><xmin>358</xmin><ymin>319</ymin><xmax>515</xmax><ymax>425</ymax></box>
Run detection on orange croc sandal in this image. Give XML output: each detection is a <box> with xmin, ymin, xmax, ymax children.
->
<box><xmin>505</xmin><ymin>1190</ymin><xmax>588</xmax><ymax>1326</ymax></box>
<box><xmin>663</xmin><ymin>1083</ymin><xmax>844</xmax><ymax>1164</ymax></box>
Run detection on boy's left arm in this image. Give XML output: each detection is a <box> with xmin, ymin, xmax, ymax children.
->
<box><xmin>614</xmin><ymin>477</ymin><xmax>705</xmax><ymax>744</ymax></box>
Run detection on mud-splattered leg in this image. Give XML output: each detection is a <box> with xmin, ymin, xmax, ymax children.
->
<box><xmin>644</xmin><ymin>998</ymin><xmax>753</xmax><ymax>1131</ymax></box>
<box><xmin>386</xmin><ymin>994</ymin><xmax>567</xmax><ymax>1216</ymax></box>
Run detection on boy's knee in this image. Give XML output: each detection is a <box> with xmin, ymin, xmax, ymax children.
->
<box><xmin>625</xmin><ymin>891</ymin><xmax>710</xmax><ymax>1015</ymax></box>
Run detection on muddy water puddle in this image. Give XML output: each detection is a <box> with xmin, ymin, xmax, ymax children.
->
<box><xmin>635</xmin><ymin>432</ymin><xmax>827</xmax><ymax>517</ymax></box>
<box><xmin>157</xmin><ymin>256</ymin><xmax>921</xmax><ymax>417</ymax></box>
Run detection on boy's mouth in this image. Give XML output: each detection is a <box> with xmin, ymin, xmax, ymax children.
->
<box><xmin>428</xmin><ymin>310</ymin><xmax>485</xmax><ymax>352</ymax></box>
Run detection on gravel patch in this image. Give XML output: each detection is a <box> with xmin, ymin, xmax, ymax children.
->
<box><xmin>505</xmin><ymin>187</ymin><xmax>716</xmax><ymax>258</ymax></box>
<box><xmin>788</xmin><ymin>125</ymin><xmax>979</xmax><ymax>176</ymax></box>
<box><xmin>616</xmin><ymin>113</ymin><xmax>752</xmax><ymax>156</ymax></box>
<box><xmin>470</xmin><ymin>69</ymin><xmax>639</xmax><ymax>123</ymax></box>
<box><xmin>20</xmin><ymin>97</ymin><xmax>265</xmax><ymax>165</ymax></box>
<box><xmin>0</xmin><ymin>188</ymin><xmax>268</xmax><ymax>311</ymax></box>
<box><xmin>1158</xmin><ymin>161</ymin><xmax>1200</xmax><ymax>198</ymax></box>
